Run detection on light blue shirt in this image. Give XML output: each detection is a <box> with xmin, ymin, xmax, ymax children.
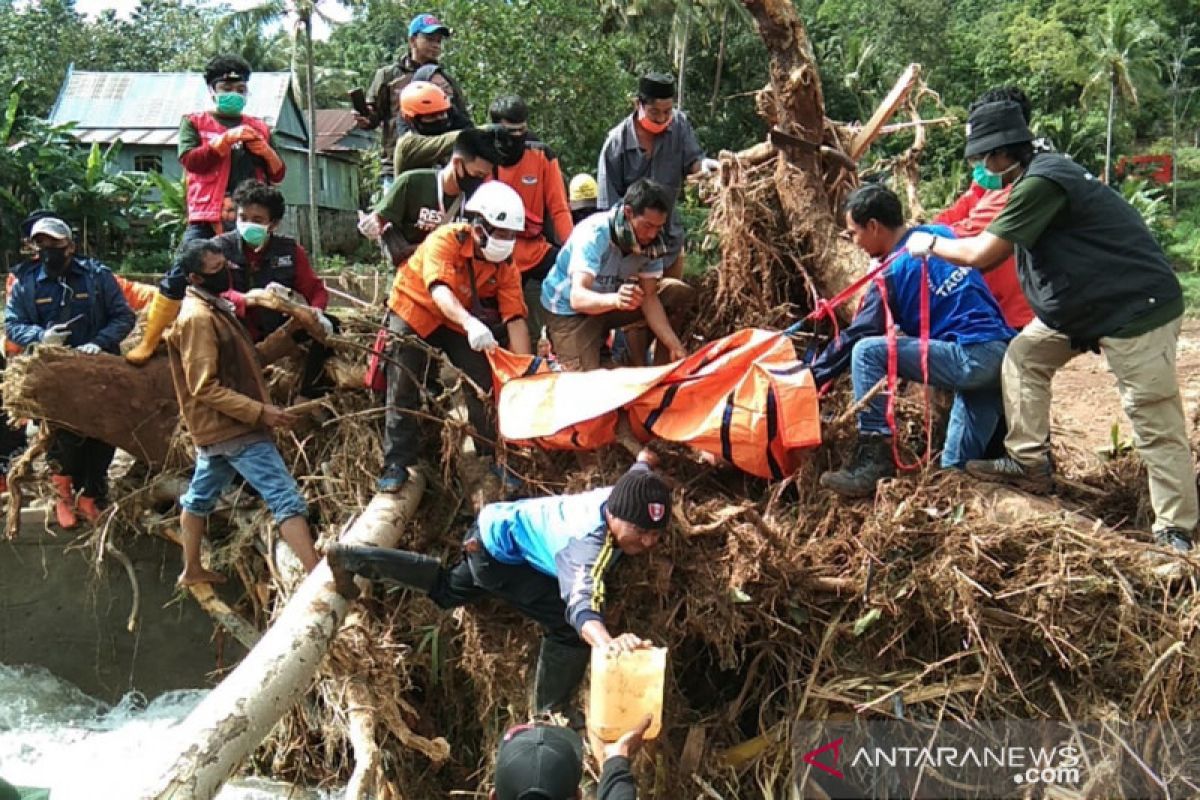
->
<box><xmin>540</xmin><ymin>208</ymin><xmax>664</xmax><ymax>316</ymax></box>
<box><xmin>477</xmin><ymin>487</ymin><xmax>612</xmax><ymax>577</ymax></box>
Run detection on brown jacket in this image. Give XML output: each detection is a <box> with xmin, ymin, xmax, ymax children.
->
<box><xmin>166</xmin><ymin>287</ymin><xmax>297</xmax><ymax>447</ymax></box>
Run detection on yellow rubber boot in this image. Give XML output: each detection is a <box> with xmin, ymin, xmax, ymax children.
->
<box><xmin>125</xmin><ymin>293</ymin><xmax>182</xmax><ymax>365</ymax></box>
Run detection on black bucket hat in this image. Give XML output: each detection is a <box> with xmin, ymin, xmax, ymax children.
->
<box><xmin>964</xmin><ymin>100</ymin><xmax>1034</xmax><ymax>159</ymax></box>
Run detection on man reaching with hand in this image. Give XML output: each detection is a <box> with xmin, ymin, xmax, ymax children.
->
<box><xmin>166</xmin><ymin>239</ymin><xmax>320</xmax><ymax>586</ymax></box>
<box><xmin>327</xmin><ymin>453</ymin><xmax>672</xmax><ymax>727</ymax></box>
<box><xmin>541</xmin><ymin>178</ymin><xmax>694</xmax><ymax>369</ymax></box>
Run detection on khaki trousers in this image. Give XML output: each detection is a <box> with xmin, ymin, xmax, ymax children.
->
<box><xmin>1002</xmin><ymin>316</ymin><xmax>1198</xmax><ymax>532</ymax></box>
<box><xmin>545</xmin><ymin>278</ymin><xmax>696</xmax><ymax>371</ymax></box>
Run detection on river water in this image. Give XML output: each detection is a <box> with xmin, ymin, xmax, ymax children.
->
<box><xmin>0</xmin><ymin>664</ymin><xmax>341</xmax><ymax>799</ymax></box>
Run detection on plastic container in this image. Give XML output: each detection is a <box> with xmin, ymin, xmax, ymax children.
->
<box><xmin>588</xmin><ymin>646</ymin><xmax>667</xmax><ymax>743</ymax></box>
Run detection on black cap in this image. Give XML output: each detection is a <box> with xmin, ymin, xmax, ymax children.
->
<box><xmin>607</xmin><ymin>464</ymin><xmax>672</xmax><ymax>530</ymax></box>
<box><xmin>964</xmin><ymin>100</ymin><xmax>1033</xmax><ymax>159</ymax></box>
<box><xmin>494</xmin><ymin>723</ymin><xmax>583</xmax><ymax>800</ymax></box>
<box><xmin>638</xmin><ymin>72</ymin><xmax>675</xmax><ymax>101</ymax></box>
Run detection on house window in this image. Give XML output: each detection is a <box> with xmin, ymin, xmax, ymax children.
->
<box><xmin>134</xmin><ymin>154</ymin><xmax>163</xmax><ymax>173</ymax></box>
<box><xmin>319</xmin><ymin>163</ymin><xmax>328</xmax><ymax>194</ymax></box>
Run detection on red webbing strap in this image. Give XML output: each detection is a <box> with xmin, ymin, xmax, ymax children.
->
<box><xmin>805</xmin><ymin>250</ymin><xmax>905</xmax><ymax>339</ymax></box>
<box><xmin>874</xmin><ymin>255</ymin><xmax>934</xmax><ymax>471</ymax></box>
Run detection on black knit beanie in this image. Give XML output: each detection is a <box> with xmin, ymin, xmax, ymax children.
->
<box><xmin>606</xmin><ymin>464</ymin><xmax>672</xmax><ymax>530</ymax></box>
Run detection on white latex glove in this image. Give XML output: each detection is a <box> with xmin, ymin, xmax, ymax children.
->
<box><xmin>264</xmin><ymin>282</ymin><xmax>303</xmax><ymax>305</ymax></box>
<box><xmin>76</xmin><ymin>342</ymin><xmax>102</xmax><ymax>355</ymax></box>
<box><xmin>699</xmin><ymin>157</ymin><xmax>720</xmax><ymax>176</ymax></box>
<box><xmin>356</xmin><ymin>210</ymin><xmax>388</xmax><ymax>240</ymax></box>
<box><xmin>316</xmin><ymin>310</ymin><xmax>335</xmax><ymax>339</ymax></box>
<box><xmin>906</xmin><ymin>231</ymin><xmax>938</xmax><ymax>258</ymax></box>
<box><xmin>464</xmin><ymin>317</ymin><xmax>497</xmax><ymax>352</ymax></box>
<box><xmin>40</xmin><ymin>324</ymin><xmax>71</xmax><ymax>347</ymax></box>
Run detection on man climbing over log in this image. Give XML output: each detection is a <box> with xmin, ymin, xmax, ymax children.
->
<box><xmin>327</xmin><ymin>454</ymin><xmax>671</xmax><ymax>727</ymax></box>
<box><xmin>4</xmin><ymin>217</ymin><xmax>135</xmax><ymax>527</ymax></box>
<box><xmin>166</xmin><ymin>239</ymin><xmax>320</xmax><ymax>585</ymax></box>
<box><xmin>358</xmin><ymin>126</ymin><xmax>499</xmax><ymax>267</ymax></box>
<box><xmin>375</xmin><ymin>180</ymin><xmax>531</xmax><ymax>493</ymax></box>
<box><xmin>540</xmin><ymin>178</ymin><xmax>694</xmax><ymax>369</ymax></box>
<box><xmin>598</xmin><ymin>72</ymin><xmax>719</xmax><ymax>280</ymax></box>
<box><xmin>124</xmin><ymin>55</ymin><xmax>286</xmax><ymax>365</ymax></box>
<box><xmin>811</xmin><ymin>184</ymin><xmax>1015</xmax><ymax>498</ymax></box>
<box><xmin>909</xmin><ymin>100</ymin><xmax>1197</xmax><ymax>552</ymax></box>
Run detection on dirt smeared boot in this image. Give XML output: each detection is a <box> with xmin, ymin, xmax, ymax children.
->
<box><xmin>50</xmin><ymin>474</ymin><xmax>78</xmax><ymax>529</ymax></box>
<box><xmin>819</xmin><ymin>434</ymin><xmax>896</xmax><ymax>498</ymax></box>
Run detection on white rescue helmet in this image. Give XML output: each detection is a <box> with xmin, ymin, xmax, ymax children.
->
<box><xmin>463</xmin><ymin>181</ymin><xmax>526</xmax><ymax>233</ymax></box>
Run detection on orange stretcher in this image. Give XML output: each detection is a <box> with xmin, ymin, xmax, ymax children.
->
<box><xmin>489</xmin><ymin>327</ymin><xmax>821</xmax><ymax>479</ymax></box>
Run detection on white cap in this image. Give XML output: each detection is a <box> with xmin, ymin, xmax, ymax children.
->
<box><xmin>29</xmin><ymin>217</ymin><xmax>72</xmax><ymax>241</ymax></box>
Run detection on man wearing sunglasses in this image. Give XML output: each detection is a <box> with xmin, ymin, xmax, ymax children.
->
<box><xmin>327</xmin><ymin>454</ymin><xmax>672</xmax><ymax>725</ymax></box>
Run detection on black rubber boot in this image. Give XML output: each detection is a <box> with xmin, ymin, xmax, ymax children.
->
<box><xmin>326</xmin><ymin>543</ymin><xmax>441</xmax><ymax>598</ymax></box>
<box><xmin>533</xmin><ymin>638</ymin><xmax>591</xmax><ymax>729</ymax></box>
<box><xmin>819</xmin><ymin>434</ymin><xmax>896</xmax><ymax>498</ymax></box>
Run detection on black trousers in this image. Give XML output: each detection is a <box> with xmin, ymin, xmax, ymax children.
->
<box><xmin>47</xmin><ymin>428</ymin><xmax>115</xmax><ymax>501</ymax></box>
<box><xmin>382</xmin><ymin>313</ymin><xmax>495</xmax><ymax>471</ymax></box>
<box><xmin>428</xmin><ymin>543</ymin><xmax>583</xmax><ymax>648</ymax></box>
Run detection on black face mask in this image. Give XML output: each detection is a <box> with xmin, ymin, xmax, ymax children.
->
<box><xmin>413</xmin><ymin>115</ymin><xmax>454</xmax><ymax>136</ymax></box>
<box><xmin>454</xmin><ymin>165</ymin><xmax>484</xmax><ymax>200</ymax></box>
<box><xmin>40</xmin><ymin>247</ymin><xmax>69</xmax><ymax>276</ymax></box>
<box><xmin>198</xmin><ymin>267</ymin><xmax>230</xmax><ymax>295</ymax></box>
<box><xmin>494</xmin><ymin>130</ymin><xmax>526</xmax><ymax>168</ymax></box>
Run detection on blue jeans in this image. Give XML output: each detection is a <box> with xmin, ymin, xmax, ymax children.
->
<box><xmin>851</xmin><ymin>336</ymin><xmax>1009</xmax><ymax>468</ymax></box>
<box><xmin>181</xmin><ymin>439</ymin><xmax>307</xmax><ymax>523</ymax></box>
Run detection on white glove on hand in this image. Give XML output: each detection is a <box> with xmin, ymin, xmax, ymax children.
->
<box><xmin>316</xmin><ymin>310</ymin><xmax>335</xmax><ymax>339</ymax></box>
<box><xmin>40</xmin><ymin>324</ymin><xmax>71</xmax><ymax>347</ymax></box>
<box><xmin>700</xmin><ymin>157</ymin><xmax>720</xmax><ymax>176</ymax></box>
<box><xmin>265</xmin><ymin>282</ymin><xmax>303</xmax><ymax>305</ymax></box>
<box><xmin>464</xmin><ymin>317</ymin><xmax>497</xmax><ymax>352</ymax></box>
<box><xmin>356</xmin><ymin>211</ymin><xmax>387</xmax><ymax>240</ymax></box>
<box><xmin>906</xmin><ymin>231</ymin><xmax>937</xmax><ymax>258</ymax></box>
<box><xmin>76</xmin><ymin>342</ymin><xmax>102</xmax><ymax>355</ymax></box>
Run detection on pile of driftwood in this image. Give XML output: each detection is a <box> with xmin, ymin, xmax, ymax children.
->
<box><xmin>4</xmin><ymin>1</ymin><xmax>1198</xmax><ymax>798</ymax></box>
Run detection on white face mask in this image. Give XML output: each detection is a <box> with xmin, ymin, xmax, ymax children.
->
<box><xmin>480</xmin><ymin>231</ymin><xmax>515</xmax><ymax>262</ymax></box>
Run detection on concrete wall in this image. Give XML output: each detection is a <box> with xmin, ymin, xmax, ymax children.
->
<box><xmin>0</xmin><ymin>515</ymin><xmax>247</xmax><ymax>703</ymax></box>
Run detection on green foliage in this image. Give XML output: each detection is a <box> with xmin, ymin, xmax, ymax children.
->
<box><xmin>1119</xmin><ymin>178</ymin><xmax>1169</xmax><ymax>241</ymax></box>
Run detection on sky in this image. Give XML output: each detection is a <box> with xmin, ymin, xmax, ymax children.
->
<box><xmin>71</xmin><ymin>0</ymin><xmax>353</xmax><ymax>40</ymax></box>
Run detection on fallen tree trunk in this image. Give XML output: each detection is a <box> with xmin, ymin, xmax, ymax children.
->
<box><xmin>3</xmin><ymin>348</ymin><xmax>178</xmax><ymax>467</ymax></box>
<box><xmin>122</xmin><ymin>477</ymin><xmax>426</xmax><ymax>800</ymax></box>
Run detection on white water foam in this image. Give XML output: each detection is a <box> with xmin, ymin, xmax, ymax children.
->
<box><xmin>0</xmin><ymin>664</ymin><xmax>341</xmax><ymax>799</ymax></box>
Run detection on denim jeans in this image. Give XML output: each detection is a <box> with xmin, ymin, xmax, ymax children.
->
<box><xmin>181</xmin><ymin>438</ymin><xmax>307</xmax><ymax>523</ymax></box>
<box><xmin>851</xmin><ymin>336</ymin><xmax>1009</xmax><ymax>468</ymax></box>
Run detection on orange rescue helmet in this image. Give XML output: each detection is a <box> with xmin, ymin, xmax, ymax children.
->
<box><xmin>400</xmin><ymin>81</ymin><xmax>451</xmax><ymax>120</ymax></box>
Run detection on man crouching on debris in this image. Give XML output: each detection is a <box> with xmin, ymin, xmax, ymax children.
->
<box><xmin>166</xmin><ymin>239</ymin><xmax>320</xmax><ymax>585</ymax></box>
<box><xmin>327</xmin><ymin>452</ymin><xmax>671</xmax><ymax>725</ymax></box>
<box><xmin>809</xmin><ymin>184</ymin><xmax>1015</xmax><ymax>498</ymax></box>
